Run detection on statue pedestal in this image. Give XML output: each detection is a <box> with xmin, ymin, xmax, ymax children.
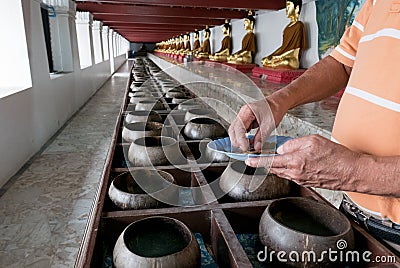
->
<box><xmin>177</xmin><ymin>55</ymin><xmax>185</xmax><ymax>62</ymax></box>
<box><xmin>252</xmin><ymin>67</ymin><xmax>305</xmax><ymax>83</ymax></box>
<box><xmin>222</xmin><ymin>63</ymin><xmax>257</xmax><ymax>74</ymax></box>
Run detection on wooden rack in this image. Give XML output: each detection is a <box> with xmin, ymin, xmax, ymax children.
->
<box><xmin>75</xmin><ymin>58</ymin><xmax>400</xmax><ymax>268</ymax></box>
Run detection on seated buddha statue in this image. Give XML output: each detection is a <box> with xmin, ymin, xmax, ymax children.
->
<box><xmin>169</xmin><ymin>37</ymin><xmax>176</xmax><ymax>54</ymax></box>
<box><xmin>196</xmin><ymin>26</ymin><xmax>211</xmax><ymax>60</ymax></box>
<box><xmin>180</xmin><ymin>33</ymin><xmax>191</xmax><ymax>56</ymax></box>
<box><xmin>166</xmin><ymin>38</ymin><xmax>175</xmax><ymax>53</ymax></box>
<box><xmin>209</xmin><ymin>20</ymin><xmax>232</xmax><ymax>62</ymax></box>
<box><xmin>262</xmin><ymin>0</ymin><xmax>307</xmax><ymax>69</ymax></box>
<box><xmin>192</xmin><ymin>30</ymin><xmax>201</xmax><ymax>53</ymax></box>
<box><xmin>178</xmin><ymin>35</ymin><xmax>185</xmax><ymax>54</ymax></box>
<box><xmin>174</xmin><ymin>36</ymin><xmax>183</xmax><ymax>55</ymax></box>
<box><xmin>227</xmin><ymin>11</ymin><xmax>256</xmax><ymax>64</ymax></box>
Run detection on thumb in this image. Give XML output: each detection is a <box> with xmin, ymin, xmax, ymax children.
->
<box><xmin>245</xmin><ymin>156</ymin><xmax>273</xmax><ymax>169</ymax></box>
<box><xmin>276</xmin><ymin>137</ymin><xmax>304</xmax><ymax>154</ymax></box>
<box><xmin>253</xmin><ymin>129</ymin><xmax>262</xmax><ymax>151</ymax></box>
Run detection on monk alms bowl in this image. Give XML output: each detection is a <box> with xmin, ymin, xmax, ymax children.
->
<box><xmin>113</xmin><ymin>216</ymin><xmax>200</xmax><ymax>267</ymax></box>
<box><xmin>259</xmin><ymin>197</ymin><xmax>355</xmax><ymax>267</ymax></box>
<box><xmin>128</xmin><ymin>136</ymin><xmax>180</xmax><ymax>166</ymax></box>
<box><xmin>183</xmin><ymin>118</ymin><xmax>226</xmax><ymax>140</ymax></box>
<box><xmin>108</xmin><ymin>170</ymin><xmax>177</xmax><ymax>210</ymax></box>
<box><xmin>125</xmin><ymin>110</ymin><xmax>162</xmax><ymax>124</ymax></box>
<box><xmin>122</xmin><ymin>121</ymin><xmax>163</xmax><ymax>143</ymax></box>
<box><xmin>219</xmin><ymin>161</ymin><xmax>291</xmax><ymax>201</ymax></box>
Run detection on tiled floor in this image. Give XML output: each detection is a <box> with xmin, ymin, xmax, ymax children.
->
<box><xmin>0</xmin><ymin>61</ymin><xmax>131</xmax><ymax>267</ymax></box>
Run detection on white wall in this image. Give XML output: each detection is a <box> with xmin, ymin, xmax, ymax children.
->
<box><xmin>209</xmin><ymin>0</ymin><xmax>319</xmax><ymax>68</ymax></box>
<box><xmin>0</xmin><ymin>0</ymin><xmax>126</xmax><ymax>187</ymax></box>
<box><xmin>0</xmin><ymin>0</ymin><xmax>32</xmax><ymax>94</ymax></box>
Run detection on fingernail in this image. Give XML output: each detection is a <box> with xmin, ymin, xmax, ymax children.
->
<box><xmin>277</xmin><ymin>146</ymin><xmax>284</xmax><ymax>154</ymax></box>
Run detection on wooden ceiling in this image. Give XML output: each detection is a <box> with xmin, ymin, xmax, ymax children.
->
<box><xmin>76</xmin><ymin>0</ymin><xmax>286</xmax><ymax>43</ymax></box>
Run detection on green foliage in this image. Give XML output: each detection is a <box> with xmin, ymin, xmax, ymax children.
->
<box><xmin>316</xmin><ymin>0</ymin><xmax>365</xmax><ymax>58</ymax></box>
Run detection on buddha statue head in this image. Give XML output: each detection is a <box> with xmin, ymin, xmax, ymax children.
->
<box><xmin>194</xmin><ymin>29</ymin><xmax>199</xmax><ymax>40</ymax></box>
<box><xmin>204</xmin><ymin>26</ymin><xmax>211</xmax><ymax>39</ymax></box>
<box><xmin>222</xmin><ymin>19</ymin><xmax>231</xmax><ymax>36</ymax></box>
<box><xmin>184</xmin><ymin>33</ymin><xmax>189</xmax><ymax>42</ymax></box>
<box><xmin>244</xmin><ymin>10</ymin><xmax>255</xmax><ymax>32</ymax></box>
<box><xmin>286</xmin><ymin>0</ymin><xmax>302</xmax><ymax>21</ymax></box>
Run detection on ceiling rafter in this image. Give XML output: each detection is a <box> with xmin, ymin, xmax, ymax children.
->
<box><xmin>76</xmin><ymin>0</ymin><xmax>285</xmax><ymax>10</ymax></box>
<box><xmin>77</xmin><ymin>3</ymin><xmax>247</xmax><ymax>19</ymax></box>
<box><xmin>76</xmin><ymin>0</ymin><xmax>286</xmax><ymax>42</ymax></box>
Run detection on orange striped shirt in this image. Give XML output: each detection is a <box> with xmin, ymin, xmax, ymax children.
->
<box><xmin>330</xmin><ymin>0</ymin><xmax>400</xmax><ymax>223</ymax></box>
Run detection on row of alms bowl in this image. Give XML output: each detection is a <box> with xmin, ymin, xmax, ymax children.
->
<box><xmin>112</xmin><ymin>59</ymin><xmax>354</xmax><ymax>268</ymax></box>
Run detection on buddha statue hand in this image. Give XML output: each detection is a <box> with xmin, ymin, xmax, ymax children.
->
<box><xmin>196</xmin><ymin>52</ymin><xmax>210</xmax><ymax>60</ymax></box>
<box><xmin>262</xmin><ymin>48</ymin><xmax>300</xmax><ymax>69</ymax></box>
<box><xmin>209</xmin><ymin>48</ymin><xmax>230</xmax><ymax>62</ymax></box>
<box><xmin>227</xmin><ymin>50</ymin><xmax>252</xmax><ymax>64</ymax></box>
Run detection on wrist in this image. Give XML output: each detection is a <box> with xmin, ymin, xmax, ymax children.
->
<box><xmin>265</xmin><ymin>93</ymin><xmax>290</xmax><ymax>126</ymax></box>
<box><xmin>350</xmin><ymin>153</ymin><xmax>372</xmax><ymax>193</ymax></box>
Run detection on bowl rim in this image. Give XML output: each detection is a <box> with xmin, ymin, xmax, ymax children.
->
<box><xmin>133</xmin><ymin>136</ymin><xmax>177</xmax><ymax>147</ymax></box>
<box><xmin>122</xmin><ymin>216</ymin><xmax>196</xmax><ymax>258</ymax></box>
<box><xmin>110</xmin><ymin>170</ymin><xmax>175</xmax><ymax>197</ymax></box>
<box><xmin>265</xmin><ymin>197</ymin><xmax>353</xmax><ymax>238</ymax></box>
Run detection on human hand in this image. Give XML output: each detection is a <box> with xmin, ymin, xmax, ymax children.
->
<box><xmin>245</xmin><ymin>135</ymin><xmax>360</xmax><ymax>191</ymax></box>
<box><xmin>228</xmin><ymin>98</ymin><xmax>286</xmax><ymax>152</ymax></box>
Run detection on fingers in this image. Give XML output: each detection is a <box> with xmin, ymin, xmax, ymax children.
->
<box><xmin>229</xmin><ymin>105</ymin><xmax>255</xmax><ymax>151</ymax></box>
<box><xmin>253</xmin><ymin>129</ymin><xmax>262</xmax><ymax>151</ymax></box>
<box><xmin>245</xmin><ymin>153</ymin><xmax>295</xmax><ymax>169</ymax></box>
<box><xmin>245</xmin><ymin>156</ymin><xmax>274</xmax><ymax>169</ymax></box>
<box><xmin>228</xmin><ymin>118</ymin><xmax>249</xmax><ymax>151</ymax></box>
<box><xmin>276</xmin><ymin>136</ymin><xmax>309</xmax><ymax>154</ymax></box>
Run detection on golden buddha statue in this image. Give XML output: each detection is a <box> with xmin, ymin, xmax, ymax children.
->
<box><xmin>179</xmin><ymin>33</ymin><xmax>191</xmax><ymax>56</ymax></box>
<box><xmin>227</xmin><ymin>11</ymin><xmax>256</xmax><ymax>64</ymax></box>
<box><xmin>171</xmin><ymin>37</ymin><xmax>179</xmax><ymax>54</ymax></box>
<box><xmin>261</xmin><ymin>0</ymin><xmax>307</xmax><ymax>69</ymax></box>
<box><xmin>196</xmin><ymin>26</ymin><xmax>211</xmax><ymax>60</ymax></box>
<box><xmin>167</xmin><ymin>38</ymin><xmax>175</xmax><ymax>53</ymax></box>
<box><xmin>192</xmin><ymin>30</ymin><xmax>201</xmax><ymax>53</ymax></box>
<box><xmin>178</xmin><ymin>35</ymin><xmax>185</xmax><ymax>53</ymax></box>
<box><xmin>209</xmin><ymin>20</ymin><xmax>232</xmax><ymax>62</ymax></box>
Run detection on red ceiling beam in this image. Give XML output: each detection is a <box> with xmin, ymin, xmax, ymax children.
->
<box><xmin>103</xmin><ymin>22</ymin><xmax>197</xmax><ymax>30</ymax></box>
<box><xmin>76</xmin><ymin>3</ymin><xmax>247</xmax><ymax>19</ymax></box>
<box><xmin>76</xmin><ymin>0</ymin><xmax>286</xmax><ymax>10</ymax></box>
<box><xmin>128</xmin><ymin>39</ymin><xmax>163</xmax><ymax>42</ymax></box>
<box><xmin>111</xmin><ymin>26</ymin><xmax>196</xmax><ymax>32</ymax></box>
<box><xmin>95</xmin><ymin>14</ymin><xmax>224</xmax><ymax>26</ymax></box>
<box><xmin>117</xmin><ymin>29</ymin><xmax>187</xmax><ymax>33</ymax></box>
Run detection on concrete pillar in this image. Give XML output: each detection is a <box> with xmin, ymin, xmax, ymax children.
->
<box><xmin>109</xmin><ymin>28</ymin><xmax>115</xmax><ymax>73</ymax></box>
<box><xmin>42</xmin><ymin>0</ymin><xmax>75</xmax><ymax>72</ymax></box>
<box><xmin>75</xmin><ymin>11</ymin><xmax>94</xmax><ymax>68</ymax></box>
<box><xmin>92</xmin><ymin>20</ymin><xmax>103</xmax><ymax>64</ymax></box>
<box><xmin>102</xmin><ymin>25</ymin><xmax>109</xmax><ymax>60</ymax></box>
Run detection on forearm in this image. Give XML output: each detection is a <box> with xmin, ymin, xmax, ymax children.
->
<box><xmin>267</xmin><ymin>56</ymin><xmax>351</xmax><ymax>112</ymax></box>
<box><xmin>351</xmin><ymin>154</ymin><xmax>400</xmax><ymax>197</ymax></box>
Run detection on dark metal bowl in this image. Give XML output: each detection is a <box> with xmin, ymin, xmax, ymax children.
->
<box><xmin>259</xmin><ymin>197</ymin><xmax>355</xmax><ymax>267</ymax></box>
<box><xmin>113</xmin><ymin>216</ymin><xmax>200</xmax><ymax>267</ymax></box>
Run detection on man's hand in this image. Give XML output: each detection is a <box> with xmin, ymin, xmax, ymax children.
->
<box><xmin>245</xmin><ymin>135</ymin><xmax>360</xmax><ymax>191</ymax></box>
<box><xmin>228</xmin><ymin>98</ymin><xmax>286</xmax><ymax>152</ymax></box>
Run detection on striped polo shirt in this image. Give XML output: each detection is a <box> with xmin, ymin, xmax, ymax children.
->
<box><xmin>330</xmin><ymin>0</ymin><xmax>400</xmax><ymax>223</ymax></box>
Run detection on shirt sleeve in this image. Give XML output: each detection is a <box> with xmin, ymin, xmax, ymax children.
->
<box><xmin>330</xmin><ymin>0</ymin><xmax>374</xmax><ymax>67</ymax></box>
